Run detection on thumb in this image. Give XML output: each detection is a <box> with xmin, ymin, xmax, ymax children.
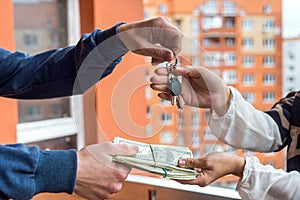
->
<box><xmin>133</xmin><ymin>44</ymin><xmax>174</xmax><ymax>62</ymax></box>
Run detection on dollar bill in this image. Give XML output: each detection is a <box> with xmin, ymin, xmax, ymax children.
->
<box><xmin>112</xmin><ymin>137</ymin><xmax>200</xmax><ymax>180</ymax></box>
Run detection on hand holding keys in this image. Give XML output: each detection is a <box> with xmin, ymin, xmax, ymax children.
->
<box><xmin>166</xmin><ymin>56</ymin><xmax>184</xmax><ymax>109</ymax></box>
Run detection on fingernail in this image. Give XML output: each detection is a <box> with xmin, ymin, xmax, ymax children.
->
<box><xmin>178</xmin><ymin>159</ymin><xmax>186</xmax><ymax>167</ymax></box>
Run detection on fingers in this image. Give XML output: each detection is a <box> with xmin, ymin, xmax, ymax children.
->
<box><xmin>113</xmin><ymin>143</ymin><xmax>139</xmax><ymax>156</ymax></box>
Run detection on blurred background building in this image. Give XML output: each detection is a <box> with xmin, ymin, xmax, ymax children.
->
<box><xmin>0</xmin><ymin>0</ymin><xmax>297</xmax><ymax>199</ymax></box>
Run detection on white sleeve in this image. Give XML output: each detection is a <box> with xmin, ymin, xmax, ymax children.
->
<box><xmin>237</xmin><ymin>157</ymin><xmax>300</xmax><ymax>200</ymax></box>
<box><xmin>209</xmin><ymin>87</ymin><xmax>282</xmax><ymax>152</ymax></box>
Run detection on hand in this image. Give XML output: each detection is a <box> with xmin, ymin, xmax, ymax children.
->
<box><xmin>118</xmin><ymin>17</ymin><xmax>183</xmax><ymax>64</ymax></box>
<box><xmin>176</xmin><ymin>152</ymin><xmax>245</xmax><ymax>186</ymax></box>
<box><xmin>150</xmin><ymin>65</ymin><xmax>232</xmax><ymax>116</ymax></box>
<box><xmin>74</xmin><ymin>142</ymin><xmax>138</xmax><ymax>199</ymax></box>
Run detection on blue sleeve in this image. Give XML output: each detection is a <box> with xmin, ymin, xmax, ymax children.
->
<box><xmin>0</xmin><ymin>23</ymin><xmax>128</xmax><ymax>99</ymax></box>
<box><xmin>0</xmin><ymin>144</ymin><xmax>77</xmax><ymax>199</ymax></box>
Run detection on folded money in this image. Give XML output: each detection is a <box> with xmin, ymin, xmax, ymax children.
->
<box><xmin>112</xmin><ymin>137</ymin><xmax>200</xmax><ymax>180</ymax></box>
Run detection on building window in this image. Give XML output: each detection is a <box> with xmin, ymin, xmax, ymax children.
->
<box><xmin>289</xmin><ymin>65</ymin><xmax>295</xmax><ymax>71</ymax></box>
<box><xmin>204</xmin><ymin>127</ymin><xmax>216</xmax><ymax>140</ymax></box>
<box><xmin>263</xmin><ymin>56</ymin><xmax>275</xmax><ymax>67</ymax></box>
<box><xmin>145</xmin><ymin>87</ymin><xmax>152</xmax><ymax>100</ymax></box>
<box><xmin>263</xmin><ymin>38</ymin><xmax>275</xmax><ymax>49</ymax></box>
<box><xmin>158</xmin><ymin>4</ymin><xmax>168</xmax><ymax>14</ymax></box>
<box><xmin>177</xmin><ymin>131</ymin><xmax>184</xmax><ymax>146</ymax></box>
<box><xmin>204</xmin><ymin>110</ymin><xmax>210</xmax><ymax>121</ymax></box>
<box><xmin>191</xmin><ymin>131</ymin><xmax>200</xmax><ymax>147</ymax></box>
<box><xmin>263</xmin><ymin>19</ymin><xmax>275</xmax><ymax>31</ymax></box>
<box><xmin>242</xmin><ymin>38</ymin><xmax>254</xmax><ymax>49</ymax></box>
<box><xmin>225</xmin><ymin>37</ymin><xmax>235</xmax><ymax>46</ymax></box>
<box><xmin>289</xmin><ymin>52</ymin><xmax>295</xmax><ymax>60</ymax></box>
<box><xmin>24</xmin><ymin>33</ymin><xmax>38</xmax><ymax>47</ymax></box>
<box><xmin>191</xmin><ymin>38</ymin><xmax>198</xmax><ymax>53</ymax></box>
<box><xmin>225</xmin><ymin>17</ymin><xmax>235</xmax><ymax>28</ymax></box>
<box><xmin>222</xmin><ymin>1</ymin><xmax>236</xmax><ymax>15</ymax></box>
<box><xmin>25</xmin><ymin>105</ymin><xmax>42</xmax><ymax>121</ymax></box>
<box><xmin>263</xmin><ymin>4</ymin><xmax>272</xmax><ymax>14</ymax></box>
<box><xmin>175</xmin><ymin>19</ymin><xmax>182</xmax><ymax>30</ymax></box>
<box><xmin>242</xmin><ymin>19</ymin><xmax>253</xmax><ymax>31</ymax></box>
<box><xmin>202</xmin><ymin>16</ymin><xmax>222</xmax><ymax>30</ymax></box>
<box><xmin>202</xmin><ymin>1</ymin><xmax>218</xmax><ymax>15</ymax></box>
<box><xmin>160</xmin><ymin>131</ymin><xmax>173</xmax><ymax>144</ymax></box>
<box><xmin>243</xmin><ymin>56</ymin><xmax>254</xmax><ymax>68</ymax></box>
<box><xmin>287</xmin><ymin>76</ymin><xmax>295</xmax><ymax>83</ymax></box>
<box><xmin>203</xmin><ymin>52</ymin><xmax>221</xmax><ymax>66</ymax></box>
<box><xmin>223</xmin><ymin>52</ymin><xmax>236</xmax><ymax>66</ymax></box>
<box><xmin>192</xmin><ymin>112</ymin><xmax>200</xmax><ymax>126</ymax></box>
<box><xmin>191</xmin><ymin>56</ymin><xmax>199</xmax><ymax>66</ymax></box>
<box><xmin>263</xmin><ymin>74</ymin><xmax>276</xmax><ymax>85</ymax></box>
<box><xmin>243</xmin><ymin>74</ymin><xmax>255</xmax><ymax>85</ymax></box>
<box><xmin>190</xmin><ymin>18</ymin><xmax>198</xmax><ymax>34</ymax></box>
<box><xmin>161</xmin><ymin>99</ymin><xmax>171</xmax><ymax>106</ymax></box>
<box><xmin>243</xmin><ymin>92</ymin><xmax>255</xmax><ymax>103</ymax></box>
<box><xmin>161</xmin><ymin>113</ymin><xmax>172</xmax><ymax>125</ymax></box>
<box><xmin>222</xmin><ymin>70</ymin><xmax>237</xmax><ymax>84</ymax></box>
<box><xmin>264</xmin><ymin>91</ymin><xmax>275</xmax><ymax>103</ymax></box>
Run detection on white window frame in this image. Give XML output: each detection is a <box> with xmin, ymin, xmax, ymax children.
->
<box><xmin>243</xmin><ymin>56</ymin><xmax>254</xmax><ymax>68</ymax></box>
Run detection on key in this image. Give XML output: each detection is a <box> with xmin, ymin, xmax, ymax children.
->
<box><xmin>169</xmin><ymin>76</ymin><xmax>183</xmax><ymax>109</ymax></box>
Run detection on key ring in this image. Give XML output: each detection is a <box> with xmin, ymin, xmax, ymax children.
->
<box><xmin>166</xmin><ymin>53</ymin><xmax>178</xmax><ymax>74</ymax></box>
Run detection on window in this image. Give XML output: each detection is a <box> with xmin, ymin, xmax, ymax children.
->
<box><xmin>204</xmin><ymin>110</ymin><xmax>210</xmax><ymax>121</ymax></box>
<box><xmin>242</xmin><ymin>38</ymin><xmax>254</xmax><ymax>49</ymax></box>
<box><xmin>203</xmin><ymin>52</ymin><xmax>221</xmax><ymax>66</ymax></box>
<box><xmin>160</xmin><ymin>131</ymin><xmax>173</xmax><ymax>144</ymax></box>
<box><xmin>264</xmin><ymin>91</ymin><xmax>275</xmax><ymax>103</ymax></box>
<box><xmin>263</xmin><ymin>4</ymin><xmax>272</xmax><ymax>14</ymax></box>
<box><xmin>287</xmin><ymin>76</ymin><xmax>295</xmax><ymax>83</ymax></box>
<box><xmin>145</xmin><ymin>87</ymin><xmax>152</xmax><ymax>99</ymax></box>
<box><xmin>263</xmin><ymin>38</ymin><xmax>275</xmax><ymax>49</ymax></box>
<box><xmin>175</xmin><ymin>19</ymin><xmax>182</xmax><ymax>30</ymax></box>
<box><xmin>158</xmin><ymin>4</ymin><xmax>168</xmax><ymax>14</ymax></box>
<box><xmin>191</xmin><ymin>131</ymin><xmax>200</xmax><ymax>147</ymax></box>
<box><xmin>223</xmin><ymin>52</ymin><xmax>236</xmax><ymax>65</ymax></box>
<box><xmin>222</xmin><ymin>1</ymin><xmax>236</xmax><ymax>15</ymax></box>
<box><xmin>202</xmin><ymin>16</ymin><xmax>222</xmax><ymax>30</ymax></box>
<box><xmin>243</xmin><ymin>56</ymin><xmax>254</xmax><ymax>67</ymax></box>
<box><xmin>225</xmin><ymin>37</ymin><xmax>235</xmax><ymax>46</ymax></box>
<box><xmin>222</xmin><ymin>70</ymin><xmax>237</xmax><ymax>84</ymax></box>
<box><xmin>161</xmin><ymin>113</ymin><xmax>172</xmax><ymax>124</ymax></box>
<box><xmin>191</xmin><ymin>18</ymin><xmax>198</xmax><ymax>34</ymax></box>
<box><xmin>225</xmin><ymin>17</ymin><xmax>235</xmax><ymax>28</ymax></box>
<box><xmin>263</xmin><ymin>19</ymin><xmax>275</xmax><ymax>31</ymax></box>
<box><xmin>242</xmin><ymin>19</ymin><xmax>253</xmax><ymax>31</ymax></box>
<box><xmin>24</xmin><ymin>33</ymin><xmax>38</xmax><ymax>47</ymax></box>
<box><xmin>263</xmin><ymin>56</ymin><xmax>275</xmax><ymax>67</ymax></box>
<box><xmin>289</xmin><ymin>65</ymin><xmax>295</xmax><ymax>71</ymax></box>
<box><xmin>289</xmin><ymin>52</ymin><xmax>295</xmax><ymax>60</ymax></box>
<box><xmin>263</xmin><ymin>74</ymin><xmax>276</xmax><ymax>85</ymax></box>
<box><xmin>25</xmin><ymin>105</ymin><xmax>42</xmax><ymax>121</ymax></box>
<box><xmin>243</xmin><ymin>74</ymin><xmax>255</xmax><ymax>85</ymax></box>
<box><xmin>192</xmin><ymin>112</ymin><xmax>200</xmax><ymax>126</ymax></box>
<box><xmin>202</xmin><ymin>1</ymin><xmax>218</xmax><ymax>15</ymax></box>
<box><xmin>243</xmin><ymin>92</ymin><xmax>255</xmax><ymax>103</ymax></box>
<box><xmin>204</xmin><ymin>127</ymin><xmax>216</xmax><ymax>140</ymax></box>
<box><xmin>191</xmin><ymin>38</ymin><xmax>198</xmax><ymax>53</ymax></box>
<box><xmin>177</xmin><ymin>131</ymin><xmax>185</xmax><ymax>146</ymax></box>
<box><xmin>191</xmin><ymin>56</ymin><xmax>199</xmax><ymax>66</ymax></box>
<box><xmin>161</xmin><ymin>99</ymin><xmax>171</xmax><ymax>106</ymax></box>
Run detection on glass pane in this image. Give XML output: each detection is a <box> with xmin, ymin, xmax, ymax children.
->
<box><xmin>14</xmin><ymin>0</ymin><xmax>70</xmax><ymax>123</ymax></box>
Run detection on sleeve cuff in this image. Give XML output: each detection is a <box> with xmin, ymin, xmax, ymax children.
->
<box><xmin>34</xmin><ymin>149</ymin><xmax>77</xmax><ymax>195</ymax></box>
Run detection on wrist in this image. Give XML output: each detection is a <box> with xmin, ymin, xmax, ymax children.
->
<box><xmin>232</xmin><ymin>156</ymin><xmax>246</xmax><ymax>178</ymax></box>
<box><xmin>213</xmin><ymin>86</ymin><xmax>232</xmax><ymax>116</ymax></box>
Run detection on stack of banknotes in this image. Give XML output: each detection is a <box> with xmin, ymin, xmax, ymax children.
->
<box><xmin>112</xmin><ymin>137</ymin><xmax>200</xmax><ymax>180</ymax></box>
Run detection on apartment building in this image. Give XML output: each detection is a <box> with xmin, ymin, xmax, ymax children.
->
<box><xmin>282</xmin><ymin>37</ymin><xmax>300</xmax><ymax>96</ymax></box>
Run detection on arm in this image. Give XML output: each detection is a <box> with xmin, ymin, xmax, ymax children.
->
<box><xmin>237</xmin><ymin>157</ymin><xmax>300</xmax><ymax>200</ymax></box>
<box><xmin>0</xmin><ymin>143</ymin><xmax>138</xmax><ymax>200</ymax></box>
<box><xmin>0</xmin><ymin>24</ymin><xmax>127</xmax><ymax>99</ymax></box>
<box><xmin>150</xmin><ymin>65</ymin><xmax>282</xmax><ymax>152</ymax></box>
<box><xmin>176</xmin><ymin>153</ymin><xmax>300</xmax><ymax>200</ymax></box>
<box><xmin>0</xmin><ymin>17</ymin><xmax>182</xmax><ymax>99</ymax></box>
<box><xmin>0</xmin><ymin>144</ymin><xmax>77</xmax><ymax>199</ymax></box>
<box><xmin>209</xmin><ymin>87</ymin><xmax>282</xmax><ymax>152</ymax></box>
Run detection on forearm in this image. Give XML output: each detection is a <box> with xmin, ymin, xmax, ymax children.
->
<box><xmin>0</xmin><ymin>23</ymin><xmax>128</xmax><ymax>99</ymax></box>
<box><xmin>237</xmin><ymin>156</ymin><xmax>300</xmax><ymax>200</ymax></box>
<box><xmin>0</xmin><ymin>144</ymin><xmax>77</xmax><ymax>199</ymax></box>
<box><xmin>209</xmin><ymin>87</ymin><xmax>282</xmax><ymax>152</ymax></box>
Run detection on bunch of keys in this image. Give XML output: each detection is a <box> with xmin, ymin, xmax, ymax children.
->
<box><xmin>166</xmin><ymin>56</ymin><xmax>184</xmax><ymax>109</ymax></box>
